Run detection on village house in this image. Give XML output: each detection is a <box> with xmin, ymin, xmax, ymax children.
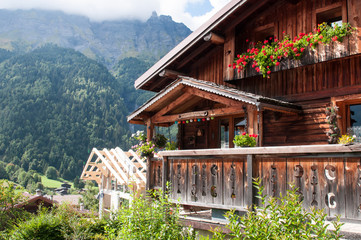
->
<box><xmin>127</xmin><ymin>0</ymin><xmax>361</xmax><ymax>232</ymax></box>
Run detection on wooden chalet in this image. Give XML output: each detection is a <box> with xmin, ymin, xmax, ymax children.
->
<box><xmin>127</xmin><ymin>0</ymin><xmax>361</xmax><ymax>225</ymax></box>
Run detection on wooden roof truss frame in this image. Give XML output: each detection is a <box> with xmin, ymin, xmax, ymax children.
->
<box><xmin>80</xmin><ymin>147</ymin><xmax>146</xmax><ymax>191</ymax></box>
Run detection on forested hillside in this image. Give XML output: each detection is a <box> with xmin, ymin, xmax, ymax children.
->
<box><xmin>0</xmin><ymin>45</ymin><xmax>130</xmax><ymax>180</ymax></box>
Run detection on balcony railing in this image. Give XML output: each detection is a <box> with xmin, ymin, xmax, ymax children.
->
<box><xmin>150</xmin><ymin>144</ymin><xmax>361</xmax><ymax>220</ymax></box>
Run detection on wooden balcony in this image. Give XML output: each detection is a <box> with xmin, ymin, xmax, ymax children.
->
<box><xmin>150</xmin><ymin>144</ymin><xmax>361</xmax><ymax>221</ymax></box>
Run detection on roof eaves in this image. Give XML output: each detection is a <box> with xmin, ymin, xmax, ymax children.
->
<box><xmin>134</xmin><ymin>0</ymin><xmax>248</xmax><ymax>90</ymax></box>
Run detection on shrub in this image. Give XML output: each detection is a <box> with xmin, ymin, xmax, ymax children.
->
<box><xmin>0</xmin><ymin>180</ymin><xmax>30</xmax><ymax>232</ymax></box>
<box><xmin>207</xmin><ymin>179</ymin><xmax>343</xmax><ymax>240</ymax></box>
<box><xmin>105</xmin><ymin>189</ymin><xmax>196</xmax><ymax>240</ymax></box>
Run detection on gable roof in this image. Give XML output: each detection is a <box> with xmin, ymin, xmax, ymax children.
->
<box><xmin>128</xmin><ymin>77</ymin><xmax>301</xmax><ymax>124</ymax></box>
<box><xmin>134</xmin><ymin>0</ymin><xmax>273</xmax><ymax>91</ymax></box>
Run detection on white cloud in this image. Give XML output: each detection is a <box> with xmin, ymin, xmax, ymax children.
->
<box><xmin>0</xmin><ymin>0</ymin><xmax>231</xmax><ymax>30</ymax></box>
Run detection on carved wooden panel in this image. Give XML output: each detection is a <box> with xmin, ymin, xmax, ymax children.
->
<box><xmin>223</xmin><ymin>159</ymin><xmax>245</xmax><ymax>207</ymax></box>
<box><xmin>169</xmin><ymin>159</ymin><xmax>188</xmax><ymax>202</ymax></box>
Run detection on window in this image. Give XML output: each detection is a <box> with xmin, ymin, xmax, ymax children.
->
<box><xmin>348</xmin><ymin>104</ymin><xmax>361</xmax><ymax>142</ymax></box>
<box><xmin>332</xmin><ymin>94</ymin><xmax>361</xmax><ymax>143</ymax></box>
<box><xmin>316</xmin><ymin>6</ymin><xmax>342</xmax><ymax>27</ymax></box>
<box><xmin>255</xmin><ymin>26</ymin><xmax>275</xmax><ymax>45</ymax></box>
<box><xmin>219</xmin><ymin>116</ymin><xmax>245</xmax><ymax>148</ymax></box>
<box><xmin>220</xmin><ymin>119</ymin><xmax>229</xmax><ymax>148</ymax></box>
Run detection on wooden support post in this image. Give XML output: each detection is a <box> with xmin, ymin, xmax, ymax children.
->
<box><xmin>146</xmin><ymin>156</ymin><xmax>151</xmax><ymax>191</ymax></box>
<box><xmin>162</xmin><ymin>156</ymin><xmax>169</xmax><ymax>193</ymax></box>
<box><xmin>258</xmin><ymin>111</ymin><xmax>263</xmax><ymax>147</ymax></box>
<box><xmin>146</xmin><ymin>119</ymin><xmax>154</xmax><ymax>141</ymax></box>
<box><xmin>223</xmin><ymin>29</ymin><xmax>235</xmax><ymax>81</ymax></box>
<box><xmin>246</xmin><ymin>154</ymin><xmax>255</xmax><ymax>209</ymax></box>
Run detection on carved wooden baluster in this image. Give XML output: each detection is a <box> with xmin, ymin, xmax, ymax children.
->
<box><xmin>191</xmin><ymin>165</ymin><xmax>198</xmax><ymax>201</ymax></box>
<box><xmin>157</xmin><ymin>165</ymin><xmax>162</xmax><ymax>186</ymax></box>
<box><xmin>294</xmin><ymin>165</ymin><xmax>304</xmax><ymax>201</ymax></box>
<box><xmin>202</xmin><ymin>164</ymin><xmax>207</xmax><ymax>196</ymax></box>
<box><xmin>358</xmin><ymin>165</ymin><xmax>361</xmax><ymax>212</ymax></box>
<box><xmin>311</xmin><ymin>165</ymin><xmax>318</xmax><ymax>207</ymax></box>
<box><xmin>325</xmin><ymin>164</ymin><xmax>337</xmax><ymax>209</ymax></box>
<box><xmin>177</xmin><ymin>164</ymin><xmax>181</xmax><ymax>194</ymax></box>
<box><xmin>211</xmin><ymin>164</ymin><xmax>218</xmax><ymax>198</ymax></box>
<box><xmin>153</xmin><ymin>167</ymin><xmax>157</xmax><ymax>187</ymax></box>
<box><xmin>270</xmin><ymin>165</ymin><xmax>277</xmax><ymax>197</ymax></box>
<box><xmin>230</xmin><ymin>163</ymin><xmax>236</xmax><ymax>199</ymax></box>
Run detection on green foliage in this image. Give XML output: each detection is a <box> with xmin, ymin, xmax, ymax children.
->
<box><xmin>153</xmin><ymin>133</ymin><xmax>168</xmax><ymax>149</ymax></box>
<box><xmin>105</xmin><ymin>189</ymin><xmax>195</xmax><ymax>240</ymax></box>
<box><xmin>5</xmin><ymin>204</ymin><xmax>104</xmax><ymax>240</ymax></box>
<box><xmin>165</xmin><ymin>141</ymin><xmax>178</xmax><ymax>150</ymax></box>
<box><xmin>233</xmin><ymin>133</ymin><xmax>258</xmax><ymax>147</ymax></box>
<box><xmin>73</xmin><ymin>176</ymin><xmax>85</xmax><ymax>189</ymax></box>
<box><xmin>207</xmin><ymin>179</ymin><xmax>343</xmax><ymax>240</ymax></box>
<box><xmin>0</xmin><ymin>45</ymin><xmax>130</xmax><ymax>180</ymax></box>
<box><xmin>46</xmin><ymin>166</ymin><xmax>58</xmax><ymax>180</ymax></box>
<box><xmin>44</xmin><ymin>168</ymin><xmax>57</xmax><ymax>181</ymax></box>
<box><xmin>79</xmin><ymin>181</ymin><xmax>99</xmax><ymax>212</ymax></box>
<box><xmin>0</xmin><ymin>180</ymin><xmax>30</xmax><ymax>232</ymax></box>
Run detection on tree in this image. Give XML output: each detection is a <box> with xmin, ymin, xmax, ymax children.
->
<box><xmin>0</xmin><ymin>180</ymin><xmax>29</xmax><ymax>231</ymax></box>
<box><xmin>45</xmin><ymin>166</ymin><xmax>58</xmax><ymax>180</ymax></box>
<box><xmin>73</xmin><ymin>176</ymin><xmax>85</xmax><ymax>189</ymax></box>
<box><xmin>79</xmin><ymin>181</ymin><xmax>98</xmax><ymax>211</ymax></box>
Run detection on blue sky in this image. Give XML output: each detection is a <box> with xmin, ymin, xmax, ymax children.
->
<box><xmin>0</xmin><ymin>0</ymin><xmax>231</xmax><ymax>30</ymax></box>
<box><xmin>186</xmin><ymin>0</ymin><xmax>213</xmax><ymax>17</ymax></box>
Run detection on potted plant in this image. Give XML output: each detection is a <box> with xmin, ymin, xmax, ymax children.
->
<box><xmin>233</xmin><ymin>132</ymin><xmax>258</xmax><ymax>147</ymax></box>
<box><xmin>153</xmin><ymin>133</ymin><xmax>168</xmax><ymax>149</ymax></box>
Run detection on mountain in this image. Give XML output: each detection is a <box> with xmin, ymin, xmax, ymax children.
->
<box><xmin>0</xmin><ymin>45</ymin><xmax>130</xmax><ymax>180</ymax></box>
<box><xmin>0</xmin><ymin>9</ymin><xmax>191</xmax><ymax>68</ymax></box>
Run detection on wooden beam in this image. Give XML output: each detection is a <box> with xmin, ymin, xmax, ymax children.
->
<box><xmin>151</xmin><ymin>92</ymin><xmax>192</xmax><ymax>120</ymax></box>
<box><xmin>203</xmin><ymin>32</ymin><xmax>225</xmax><ymax>45</ymax></box>
<box><xmin>159</xmin><ymin>69</ymin><xmax>183</xmax><ymax>79</ymax></box>
<box><xmin>185</xmin><ymin>87</ymin><xmax>246</xmax><ymax>107</ymax></box>
<box><xmin>152</xmin><ymin>106</ymin><xmax>244</xmax><ymax>124</ymax></box>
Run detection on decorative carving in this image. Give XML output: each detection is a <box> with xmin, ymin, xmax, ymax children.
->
<box><xmin>177</xmin><ymin>164</ymin><xmax>182</xmax><ymax>194</ymax></box>
<box><xmin>357</xmin><ymin>165</ymin><xmax>361</xmax><ymax>187</ymax></box>
<box><xmin>325</xmin><ymin>192</ymin><xmax>337</xmax><ymax>209</ymax></box>
<box><xmin>325</xmin><ymin>165</ymin><xmax>336</xmax><ymax>181</ymax></box>
<box><xmin>294</xmin><ymin>165</ymin><xmax>304</xmax><ymax>178</ymax></box>
<box><xmin>202</xmin><ymin>164</ymin><xmax>207</xmax><ymax>196</ymax></box>
<box><xmin>191</xmin><ymin>165</ymin><xmax>198</xmax><ymax>201</ymax></box>
<box><xmin>211</xmin><ymin>164</ymin><xmax>218</xmax><ymax>198</ymax></box>
<box><xmin>294</xmin><ymin>165</ymin><xmax>304</xmax><ymax>200</ymax></box>
<box><xmin>270</xmin><ymin>165</ymin><xmax>277</xmax><ymax>197</ymax></box>
<box><xmin>157</xmin><ymin>165</ymin><xmax>162</xmax><ymax>186</ymax></box>
<box><xmin>311</xmin><ymin>165</ymin><xmax>318</xmax><ymax>207</ymax></box>
<box><xmin>230</xmin><ymin>163</ymin><xmax>236</xmax><ymax>199</ymax></box>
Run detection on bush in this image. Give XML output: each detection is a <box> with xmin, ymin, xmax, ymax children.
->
<box><xmin>206</xmin><ymin>179</ymin><xmax>343</xmax><ymax>240</ymax></box>
<box><xmin>45</xmin><ymin>166</ymin><xmax>58</xmax><ymax>180</ymax></box>
<box><xmin>5</xmin><ymin>204</ymin><xmax>103</xmax><ymax>240</ymax></box>
<box><xmin>105</xmin><ymin>189</ymin><xmax>196</xmax><ymax>240</ymax></box>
